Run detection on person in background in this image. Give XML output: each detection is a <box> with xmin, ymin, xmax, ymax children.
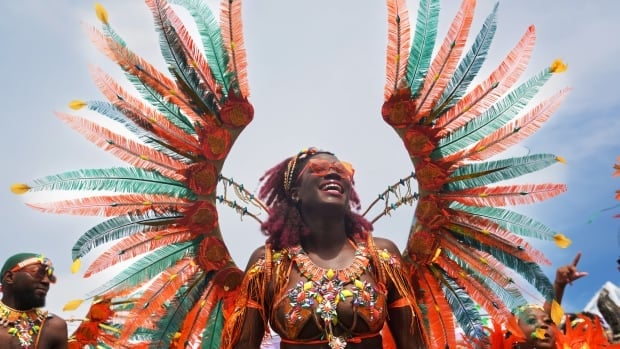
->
<box><xmin>0</xmin><ymin>253</ymin><xmax>68</xmax><ymax>349</ymax></box>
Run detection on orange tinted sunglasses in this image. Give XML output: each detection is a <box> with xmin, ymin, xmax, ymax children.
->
<box><xmin>299</xmin><ymin>158</ymin><xmax>355</xmax><ymax>180</ymax></box>
<box><xmin>11</xmin><ymin>263</ymin><xmax>57</xmax><ymax>283</ymax></box>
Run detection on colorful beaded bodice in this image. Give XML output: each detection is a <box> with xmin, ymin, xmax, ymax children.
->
<box><xmin>282</xmin><ymin>241</ymin><xmax>384</xmax><ymax>349</ymax></box>
<box><xmin>0</xmin><ymin>301</ymin><xmax>47</xmax><ymax>349</ymax></box>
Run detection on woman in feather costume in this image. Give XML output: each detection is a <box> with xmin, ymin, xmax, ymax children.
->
<box><xmin>10</xmin><ymin>0</ymin><xmax>575</xmax><ymax>348</ymax></box>
<box><xmin>222</xmin><ymin>147</ymin><xmax>429</xmax><ymax>348</ymax></box>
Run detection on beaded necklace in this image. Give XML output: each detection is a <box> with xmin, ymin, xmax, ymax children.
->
<box><xmin>0</xmin><ymin>300</ymin><xmax>47</xmax><ymax>348</ymax></box>
<box><xmin>288</xmin><ymin>241</ymin><xmax>378</xmax><ymax>349</ymax></box>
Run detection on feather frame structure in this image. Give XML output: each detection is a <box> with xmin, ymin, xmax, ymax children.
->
<box><xmin>382</xmin><ymin>0</ymin><xmax>569</xmax><ymax>345</ymax></box>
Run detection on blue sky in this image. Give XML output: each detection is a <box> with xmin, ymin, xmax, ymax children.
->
<box><xmin>1</xmin><ymin>0</ymin><xmax>618</xmax><ymax>326</ymax></box>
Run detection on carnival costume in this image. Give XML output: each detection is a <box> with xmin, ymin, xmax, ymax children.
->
<box><xmin>12</xmin><ymin>0</ymin><xmax>574</xmax><ymax>348</ymax></box>
<box><xmin>0</xmin><ymin>253</ymin><xmax>55</xmax><ymax>349</ymax></box>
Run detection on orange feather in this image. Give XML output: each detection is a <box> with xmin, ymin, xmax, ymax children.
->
<box><xmin>84</xmin><ymin>24</ymin><xmax>208</xmax><ymax>129</ymax></box>
<box><xmin>415</xmin><ymin>0</ymin><xmax>475</xmax><ymax>120</ymax></box>
<box><xmin>437</xmin><ymin>254</ymin><xmax>514</xmax><ymax>326</ymax></box>
<box><xmin>84</xmin><ymin>227</ymin><xmax>196</xmax><ymax>277</ymax></box>
<box><xmin>27</xmin><ymin>194</ymin><xmax>192</xmax><ymax>217</ymax></box>
<box><xmin>442</xmin><ymin>184</ymin><xmax>567</xmax><ymax>206</ymax></box>
<box><xmin>161</xmin><ymin>1</ymin><xmax>223</xmax><ymax>100</ymax></box>
<box><xmin>119</xmin><ymin>259</ymin><xmax>199</xmax><ymax>342</ymax></box>
<box><xmin>90</xmin><ymin>67</ymin><xmax>202</xmax><ymax>155</ymax></box>
<box><xmin>435</xmin><ymin>25</ymin><xmax>536</xmax><ymax>133</ymax></box>
<box><xmin>220</xmin><ymin>0</ymin><xmax>250</xmax><ymax>97</ymax></box>
<box><xmin>466</xmin><ymin>88</ymin><xmax>571</xmax><ymax>161</ymax></box>
<box><xmin>178</xmin><ymin>283</ymin><xmax>222</xmax><ymax>348</ymax></box>
<box><xmin>446</xmin><ymin>211</ymin><xmax>550</xmax><ymax>264</ymax></box>
<box><xmin>413</xmin><ymin>267</ymin><xmax>457</xmax><ymax>349</ymax></box>
<box><xmin>384</xmin><ymin>0</ymin><xmax>411</xmax><ymax>100</ymax></box>
<box><xmin>56</xmin><ymin>112</ymin><xmax>188</xmax><ymax>181</ymax></box>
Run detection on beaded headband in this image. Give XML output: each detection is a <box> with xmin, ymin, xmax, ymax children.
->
<box><xmin>283</xmin><ymin>147</ymin><xmax>320</xmax><ymax>193</ymax></box>
<box><xmin>513</xmin><ymin>303</ymin><xmax>545</xmax><ymax>316</ymax></box>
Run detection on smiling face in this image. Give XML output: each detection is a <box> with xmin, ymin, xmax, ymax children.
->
<box><xmin>516</xmin><ymin>307</ymin><xmax>557</xmax><ymax>349</ymax></box>
<box><xmin>291</xmin><ymin>153</ymin><xmax>354</xmax><ymax>211</ymax></box>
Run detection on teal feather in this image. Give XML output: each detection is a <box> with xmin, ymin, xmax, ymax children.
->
<box><xmin>436</xmin><ymin>269</ymin><xmax>486</xmax><ymax>339</ymax></box>
<box><xmin>446</xmin><ymin>153</ymin><xmax>561</xmax><ymax>191</ymax></box>
<box><xmin>29</xmin><ymin>167</ymin><xmax>195</xmax><ymax>199</ymax></box>
<box><xmin>449</xmin><ymin>202</ymin><xmax>557</xmax><ymax>241</ymax></box>
<box><xmin>456</xmin><ymin>235</ymin><xmax>555</xmax><ymax>301</ymax></box>
<box><xmin>201</xmin><ymin>299</ymin><xmax>225</xmax><ymax>349</ymax></box>
<box><xmin>433</xmin><ymin>3</ymin><xmax>498</xmax><ymax>117</ymax></box>
<box><xmin>87</xmin><ymin>241</ymin><xmax>197</xmax><ymax>296</ymax></box>
<box><xmin>433</xmin><ymin>67</ymin><xmax>553</xmax><ymax>158</ymax></box>
<box><xmin>72</xmin><ymin>212</ymin><xmax>184</xmax><ymax>260</ymax></box>
<box><xmin>101</xmin><ymin>21</ymin><xmax>127</xmax><ymax>48</ymax></box>
<box><xmin>148</xmin><ymin>269</ymin><xmax>207</xmax><ymax>346</ymax></box>
<box><xmin>148</xmin><ymin>1</ymin><xmax>219</xmax><ymax>116</ymax></box>
<box><xmin>169</xmin><ymin>0</ymin><xmax>231</xmax><ymax>94</ymax></box>
<box><xmin>127</xmin><ymin>76</ymin><xmax>197</xmax><ymax>135</ymax></box>
<box><xmin>406</xmin><ymin>0</ymin><xmax>440</xmax><ymax>96</ymax></box>
<box><xmin>448</xmin><ymin>253</ymin><xmax>527</xmax><ymax>310</ymax></box>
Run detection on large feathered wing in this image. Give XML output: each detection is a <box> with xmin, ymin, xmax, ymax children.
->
<box><xmin>378</xmin><ymin>0</ymin><xmax>571</xmax><ymax>346</ymax></box>
<box><xmin>11</xmin><ymin>1</ymin><xmax>261</xmax><ymax>347</ymax></box>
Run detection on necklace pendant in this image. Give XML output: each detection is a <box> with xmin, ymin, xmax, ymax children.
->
<box><xmin>328</xmin><ymin>335</ymin><xmax>347</xmax><ymax>349</ymax></box>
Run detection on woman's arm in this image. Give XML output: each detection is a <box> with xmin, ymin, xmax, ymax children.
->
<box><xmin>226</xmin><ymin>246</ymin><xmax>269</xmax><ymax>349</ymax></box>
<box><xmin>374</xmin><ymin>237</ymin><xmax>427</xmax><ymax>349</ymax></box>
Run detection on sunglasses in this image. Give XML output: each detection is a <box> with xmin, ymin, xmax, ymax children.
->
<box><xmin>298</xmin><ymin>158</ymin><xmax>355</xmax><ymax>180</ymax></box>
<box><xmin>11</xmin><ymin>263</ymin><xmax>57</xmax><ymax>283</ymax></box>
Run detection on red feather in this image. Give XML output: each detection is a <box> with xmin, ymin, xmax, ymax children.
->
<box><xmin>435</xmin><ymin>26</ymin><xmax>536</xmax><ymax>133</ymax></box>
<box><xmin>56</xmin><ymin>112</ymin><xmax>188</xmax><ymax>181</ymax></box>
<box><xmin>90</xmin><ymin>66</ymin><xmax>202</xmax><ymax>155</ymax></box>
<box><xmin>441</xmin><ymin>184</ymin><xmax>567</xmax><ymax>206</ymax></box>
<box><xmin>119</xmin><ymin>259</ymin><xmax>200</xmax><ymax>343</ymax></box>
<box><xmin>178</xmin><ymin>283</ymin><xmax>222</xmax><ymax>348</ymax></box>
<box><xmin>415</xmin><ymin>0</ymin><xmax>475</xmax><ymax>120</ymax></box>
<box><xmin>27</xmin><ymin>194</ymin><xmax>192</xmax><ymax>217</ymax></box>
<box><xmin>413</xmin><ymin>267</ymin><xmax>457</xmax><ymax>349</ymax></box>
<box><xmin>466</xmin><ymin>88</ymin><xmax>571</xmax><ymax>161</ymax></box>
<box><xmin>221</xmin><ymin>0</ymin><xmax>250</xmax><ymax>97</ymax></box>
<box><xmin>384</xmin><ymin>0</ymin><xmax>411</xmax><ymax>100</ymax></box>
<box><xmin>84</xmin><ymin>24</ymin><xmax>207</xmax><ymax>129</ymax></box>
<box><xmin>437</xmin><ymin>254</ymin><xmax>514</xmax><ymax>326</ymax></box>
<box><xmin>84</xmin><ymin>227</ymin><xmax>196</xmax><ymax>277</ymax></box>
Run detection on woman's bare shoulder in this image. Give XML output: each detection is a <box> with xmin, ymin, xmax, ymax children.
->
<box><xmin>372</xmin><ymin>236</ymin><xmax>401</xmax><ymax>255</ymax></box>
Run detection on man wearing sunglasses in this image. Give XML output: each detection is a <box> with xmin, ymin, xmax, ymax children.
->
<box><xmin>0</xmin><ymin>253</ymin><xmax>67</xmax><ymax>349</ymax></box>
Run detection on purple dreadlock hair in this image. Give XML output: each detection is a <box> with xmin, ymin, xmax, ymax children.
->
<box><xmin>257</xmin><ymin>148</ymin><xmax>373</xmax><ymax>249</ymax></box>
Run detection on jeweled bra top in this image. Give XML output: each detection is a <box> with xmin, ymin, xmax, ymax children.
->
<box><xmin>269</xmin><ymin>241</ymin><xmax>388</xmax><ymax>345</ymax></box>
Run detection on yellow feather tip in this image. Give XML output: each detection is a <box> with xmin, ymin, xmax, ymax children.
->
<box><xmin>10</xmin><ymin>183</ymin><xmax>31</xmax><ymax>195</ymax></box>
<box><xmin>556</xmin><ymin>156</ymin><xmax>567</xmax><ymax>164</ymax></box>
<box><xmin>70</xmin><ymin>259</ymin><xmax>82</xmax><ymax>274</ymax></box>
<box><xmin>550</xmin><ymin>299</ymin><xmax>564</xmax><ymax>325</ymax></box>
<box><xmin>63</xmin><ymin>299</ymin><xmax>85</xmax><ymax>312</ymax></box>
<box><xmin>550</xmin><ymin>59</ymin><xmax>568</xmax><ymax>73</ymax></box>
<box><xmin>94</xmin><ymin>3</ymin><xmax>109</xmax><ymax>25</ymax></box>
<box><xmin>69</xmin><ymin>100</ymin><xmax>87</xmax><ymax>110</ymax></box>
<box><xmin>553</xmin><ymin>233</ymin><xmax>572</xmax><ymax>248</ymax></box>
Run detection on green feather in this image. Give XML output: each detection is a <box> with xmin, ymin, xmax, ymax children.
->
<box><xmin>170</xmin><ymin>0</ymin><xmax>231</xmax><ymax>93</ymax></box>
<box><xmin>29</xmin><ymin>167</ymin><xmax>195</xmax><ymax>198</ymax></box>
<box><xmin>201</xmin><ymin>299</ymin><xmax>225</xmax><ymax>349</ymax></box>
<box><xmin>149</xmin><ymin>270</ymin><xmax>209</xmax><ymax>346</ymax></box>
<box><xmin>433</xmin><ymin>67</ymin><xmax>553</xmax><ymax>158</ymax></box>
<box><xmin>87</xmin><ymin>241</ymin><xmax>197</xmax><ymax>296</ymax></box>
<box><xmin>455</xmin><ymin>235</ymin><xmax>555</xmax><ymax>301</ymax></box>
<box><xmin>446</xmin><ymin>153</ymin><xmax>561</xmax><ymax>191</ymax></box>
<box><xmin>433</xmin><ymin>3</ymin><xmax>498</xmax><ymax>117</ymax></box>
<box><xmin>445</xmin><ymin>250</ymin><xmax>528</xmax><ymax>310</ymax></box>
<box><xmin>449</xmin><ymin>202</ymin><xmax>557</xmax><ymax>241</ymax></box>
<box><xmin>434</xmin><ymin>268</ymin><xmax>486</xmax><ymax>339</ymax></box>
<box><xmin>406</xmin><ymin>0</ymin><xmax>440</xmax><ymax>96</ymax></box>
<box><xmin>152</xmin><ymin>9</ymin><xmax>219</xmax><ymax>116</ymax></box>
<box><xmin>127</xmin><ymin>75</ymin><xmax>197</xmax><ymax>135</ymax></box>
<box><xmin>72</xmin><ymin>212</ymin><xmax>184</xmax><ymax>260</ymax></box>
